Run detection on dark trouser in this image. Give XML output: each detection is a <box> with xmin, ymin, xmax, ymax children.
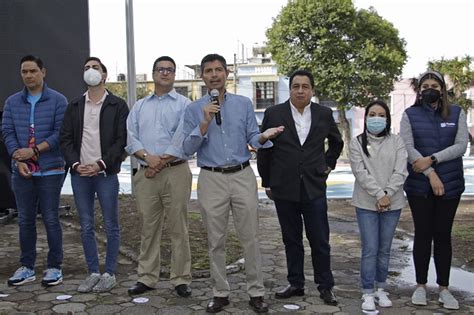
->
<box><xmin>408</xmin><ymin>195</ymin><xmax>460</xmax><ymax>287</ymax></box>
<box><xmin>274</xmin><ymin>185</ymin><xmax>334</xmax><ymax>291</ymax></box>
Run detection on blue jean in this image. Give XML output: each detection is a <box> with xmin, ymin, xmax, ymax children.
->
<box><xmin>12</xmin><ymin>173</ymin><xmax>64</xmax><ymax>270</ymax></box>
<box><xmin>356</xmin><ymin>207</ymin><xmax>401</xmax><ymax>293</ymax></box>
<box><xmin>71</xmin><ymin>173</ymin><xmax>120</xmax><ymax>275</ymax></box>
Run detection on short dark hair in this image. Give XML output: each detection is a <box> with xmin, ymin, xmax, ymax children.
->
<box><xmin>84</xmin><ymin>56</ymin><xmax>107</xmax><ymax>73</ymax></box>
<box><xmin>20</xmin><ymin>55</ymin><xmax>44</xmax><ymax>69</ymax></box>
<box><xmin>152</xmin><ymin>56</ymin><xmax>176</xmax><ymax>71</ymax></box>
<box><xmin>200</xmin><ymin>54</ymin><xmax>227</xmax><ymax>74</ymax></box>
<box><xmin>289</xmin><ymin>69</ymin><xmax>314</xmax><ymax>89</ymax></box>
<box><xmin>358</xmin><ymin>100</ymin><xmax>392</xmax><ymax>157</ymax></box>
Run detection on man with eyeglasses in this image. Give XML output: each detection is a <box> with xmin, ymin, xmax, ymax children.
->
<box><xmin>60</xmin><ymin>57</ymin><xmax>129</xmax><ymax>292</ymax></box>
<box><xmin>126</xmin><ymin>56</ymin><xmax>193</xmax><ymax>298</ymax></box>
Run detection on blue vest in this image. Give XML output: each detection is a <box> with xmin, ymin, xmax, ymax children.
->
<box><xmin>404</xmin><ymin>104</ymin><xmax>464</xmax><ymax>199</ymax></box>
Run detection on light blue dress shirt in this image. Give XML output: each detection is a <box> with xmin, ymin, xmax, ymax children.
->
<box><xmin>182</xmin><ymin>92</ymin><xmax>272</xmax><ymax>167</ymax></box>
<box><xmin>126</xmin><ymin>90</ymin><xmax>191</xmax><ymax>163</ymax></box>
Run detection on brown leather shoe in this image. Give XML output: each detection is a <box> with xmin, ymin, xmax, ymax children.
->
<box><xmin>275</xmin><ymin>285</ymin><xmax>305</xmax><ymax>299</ymax></box>
<box><xmin>249</xmin><ymin>296</ymin><xmax>269</xmax><ymax>313</ymax></box>
<box><xmin>206</xmin><ymin>296</ymin><xmax>229</xmax><ymax>313</ymax></box>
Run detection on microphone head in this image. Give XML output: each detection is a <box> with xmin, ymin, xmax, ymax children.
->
<box><xmin>210</xmin><ymin>89</ymin><xmax>219</xmax><ymax>97</ymax></box>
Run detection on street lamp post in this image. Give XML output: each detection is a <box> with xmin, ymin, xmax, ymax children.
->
<box><xmin>125</xmin><ymin>0</ymin><xmax>137</xmax><ymax>192</ymax></box>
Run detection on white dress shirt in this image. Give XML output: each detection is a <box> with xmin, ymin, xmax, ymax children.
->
<box><xmin>290</xmin><ymin>101</ymin><xmax>312</xmax><ymax>145</ymax></box>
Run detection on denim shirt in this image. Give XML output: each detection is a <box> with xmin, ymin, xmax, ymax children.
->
<box><xmin>182</xmin><ymin>92</ymin><xmax>272</xmax><ymax>167</ymax></box>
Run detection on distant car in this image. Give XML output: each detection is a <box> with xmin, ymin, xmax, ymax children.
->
<box><xmin>248</xmin><ymin>110</ymin><xmax>266</xmax><ymax>160</ymax></box>
<box><xmin>248</xmin><ymin>145</ymin><xmax>257</xmax><ymax>160</ymax></box>
<box><xmin>255</xmin><ymin>110</ymin><xmax>265</xmax><ymax>127</ymax></box>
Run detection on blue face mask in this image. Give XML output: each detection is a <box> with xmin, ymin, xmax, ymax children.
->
<box><xmin>366</xmin><ymin>116</ymin><xmax>387</xmax><ymax>135</ymax></box>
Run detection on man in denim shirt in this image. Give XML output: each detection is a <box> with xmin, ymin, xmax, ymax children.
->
<box><xmin>183</xmin><ymin>53</ymin><xmax>283</xmax><ymax>313</ymax></box>
<box><xmin>126</xmin><ymin>56</ymin><xmax>193</xmax><ymax>298</ymax></box>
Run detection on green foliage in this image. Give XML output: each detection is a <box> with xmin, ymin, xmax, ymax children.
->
<box><xmin>428</xmin><ymin>56</ymin><xmax>474</xmax><ymax>113</ymax></box>
<box><xmin>266</xmin><ymin>0</ymin><xmax>407</xmax><ymax>108</ymax></box>
<box><xmin>106</xmin><ymin>82</ymin><xmax>127</xmax><ymax>100</ymax></box>
<box><xmin>105</xmin><ymin>82</ymin><xmax>152</xmax><ymax>104</ymax></box>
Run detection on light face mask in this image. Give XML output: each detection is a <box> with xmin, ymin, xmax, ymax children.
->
<box><xmin>366</xmin><ymin>116</ymin><xmax>387</xmax><ymax>135</ymax></box>
<box><xmin>83</xmin><ymin>68</ymin><xmax>102</xmax><ymax>86</ymax></box>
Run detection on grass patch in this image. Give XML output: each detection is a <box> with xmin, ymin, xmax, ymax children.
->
<box><xmin>452</xmin><ymin>225</ymin><xmax>474</xmax><ymax>241</ymax></box>
<box><xmin>61</xmin><ymin>196</ymin><xmax>244</xmax><ymax>271</ymax></box>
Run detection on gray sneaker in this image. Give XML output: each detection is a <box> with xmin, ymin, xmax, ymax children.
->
<box><xmin>78</xmin><ymin>273</ymin><xmax>101</xmax><ymax>293</ymax></box>
<box><xmin>411</xmin><ymin>286</ymin><xmax>427</xmax><ymax>306</ymax></box>
<box><xmin>92</xmin><ymin>273</ymin><xmax>116</xmax><ymax>292</ymax></box>
<box><xmin>438</xmin><ymin>289</ymin><xmax>459</xmax><ymax>310</ymax></box>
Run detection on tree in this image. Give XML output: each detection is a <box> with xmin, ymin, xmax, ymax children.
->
<box><xmin>428</xmin><ymin>56</ymin><xmax>473</xmax><ymax>113</ymax></box>
<box><xmin>428</xmin><ymin>56</ymin><xmax>474</xmax><ymax>155</ymax></box>
<box><xmin>105</xmin><ymin>82</ymin><xmax>151</xmax><ymax>103</ymax></box>
<box><xmin>266</xmin><ymin>0</ymin><xmax>407</xmax><ymax>148</ymax></box>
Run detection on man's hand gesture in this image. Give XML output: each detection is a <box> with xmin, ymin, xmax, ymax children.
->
<box><xmin>259</xmin><ymin>126</ymin><xmax>285</xmax><ymax>144</ymax></box>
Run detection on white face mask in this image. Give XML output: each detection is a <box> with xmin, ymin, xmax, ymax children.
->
<box><xmin>83</xmin><ymin>68</ymin><xmax>102</xmax><ymax>86</ymax></box>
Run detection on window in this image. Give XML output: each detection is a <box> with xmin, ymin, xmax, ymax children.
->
<box><xmin>256</xmin><ymin>82</ymin><xmax>274</xmax><ymax>109</ymax></box>
<box><xmin>175</xmin><ymin>86</ymin><xmax>188</xmax><ymax>97</ymax></box>
<box><xmin>201</xmin><ymin>86</ymin><xmax>208</xmax><ymax>97</ymax></box>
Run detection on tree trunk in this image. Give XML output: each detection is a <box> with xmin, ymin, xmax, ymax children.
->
<box><xmin>338</xmin><ymin>108</ymin><xmax>351</xmax><ymax>159</ymax></box>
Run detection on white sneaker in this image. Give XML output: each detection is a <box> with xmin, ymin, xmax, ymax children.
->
<box><xmin>92</xmin><ymin>273</ymin><xmax>116</xmax><ymax>292</ymax></box>
<box><xmin>374</xmin><ymin>288</ymin><xmax>392</xmax><ymax>307</ymax></box>
<box><xmin>438</xmin><ymin>289</ymin><xmax>459</xmax><ymax>310</ymax></box>
<box><xmin>362</xmin><ymin>293</ymin><xmax>376</xmax><ymax>311</ymax></box>
<box><xmin>78</xmin><ymin>273</ymin><xmax>101</xmax><ymax>293</ymax></box>
<box><xmin>411</xmin><ymin>286</ymin><xmax>427</xmax><ymax>306</ymax></box>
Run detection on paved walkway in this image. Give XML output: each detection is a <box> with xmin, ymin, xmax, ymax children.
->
<box><xmin>0</xmin><ymin>202</ymin><xmax>473</xmax><ymax>314</ymax></box>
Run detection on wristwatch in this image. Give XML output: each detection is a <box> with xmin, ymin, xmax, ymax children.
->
<box><xmin>142</xmin><ymin>152</ymin><xmax>148</xmax><ymax>161</ymax></box>
<box><xmin>430</xmin><ymin>155</ymin><xmax>437</xmax><ymax>165</ymax></box>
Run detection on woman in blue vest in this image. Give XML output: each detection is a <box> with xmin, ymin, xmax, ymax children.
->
<box><xmin>400</xmin><ymin>70</ymin><xmax>468</xmax><ymax>310</ymax></box>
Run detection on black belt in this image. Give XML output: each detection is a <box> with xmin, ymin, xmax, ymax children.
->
<box><xmin>202</xmin><ymin>161</ymin><xmax>250</xmax><ymax>174</ymax></box>
<box><xmin>140</xmin><ymin>160</ymin><xmax>186</xmax><ymax>169</ymax></box>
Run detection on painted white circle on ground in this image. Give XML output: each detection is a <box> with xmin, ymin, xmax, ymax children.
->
<box><xmin>0</xmin><ymin>294</ymin><xmax>9</xmax><ymax>298</ymax></box>
<box><xmin>56</xmin><ymin>294</ymin><xmax>72</xmax><ymax>300</ymax></box>
<box><xmin>283</xmin><ymin>304</ymin><xmax>300</xmax><ymax>310</ymax></box>
<box><xmin>133</xmin><ymin>297</ymin><xmax>149</xmax><ymax>304</ymax></box>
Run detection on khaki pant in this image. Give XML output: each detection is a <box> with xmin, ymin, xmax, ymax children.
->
<box><xmin>198</xmin><ymin>166</ymin><xmax>264</xmax><ymax>297</ymax></box>
<box><xmin>133</xmin><ymin>162</ymin><xmax>192</xmax><ymax>287</ymax></box>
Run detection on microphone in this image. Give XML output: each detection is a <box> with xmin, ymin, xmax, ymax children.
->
<box><xmin>210</xmin><ymin>89</ymin><xmax>221</xmax><ymax>125</ymax></box>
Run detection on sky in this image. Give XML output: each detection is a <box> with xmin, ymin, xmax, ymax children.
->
<box><xmin>89</xmin><ymin>0</ymin><xmax>474</xmax><ymax>81</ymax></box>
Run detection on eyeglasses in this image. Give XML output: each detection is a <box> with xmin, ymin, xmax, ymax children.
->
<box><xmin>154</xmin><ymin>67</ymin><xmax>175</xmax><ymax>74</ymax></box>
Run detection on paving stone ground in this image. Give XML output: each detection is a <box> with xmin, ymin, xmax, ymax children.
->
<box><xmin>0</xmin><ymin>201</ymin><xmax>473</xmax><ymax>314</ymax></box>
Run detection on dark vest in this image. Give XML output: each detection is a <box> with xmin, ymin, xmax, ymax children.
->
<box><xmin>404</xmin><ymin>104</ymin><xmax>464</xmax><ymax>199</ymax></box>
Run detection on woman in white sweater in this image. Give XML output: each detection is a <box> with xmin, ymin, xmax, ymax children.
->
<box><xmin>349</xmin><ymin>100</ymin><xmax>408</xmax><ymax>311</ymax></box>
